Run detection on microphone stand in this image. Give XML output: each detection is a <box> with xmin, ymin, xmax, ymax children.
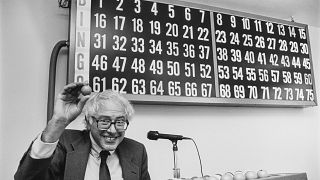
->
<box><xmin>172</xmin><ymin>140</ymin><xmax>180</xmax><ymax>179</ymax></box>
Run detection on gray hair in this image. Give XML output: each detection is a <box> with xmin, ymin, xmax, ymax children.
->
<box><xmin>83</xmin><ymin>90</ymin><xmax>134</xmax><ymax>128</ymax></box>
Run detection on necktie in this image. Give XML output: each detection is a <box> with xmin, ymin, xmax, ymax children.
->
<box><xmin>99</xmin><ymin>151</ymin><xmax>111</xmax><ymax>180</ymax></box>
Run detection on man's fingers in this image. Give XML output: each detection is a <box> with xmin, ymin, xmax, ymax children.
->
<box><xmin>62</xmin><ymin>82</ymin><xmax>85</xmax><ymax>95</ymax></box>
<box><xmin>77</xmin><ymin>95</ymin><xmax>91</xmax><ymax>111</ymax></box>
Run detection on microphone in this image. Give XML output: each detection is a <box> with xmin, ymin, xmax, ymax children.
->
<box><xmin>147</xmin><ymin>131</ymin><xmax>190</xmax><ymax>141</ymax></box>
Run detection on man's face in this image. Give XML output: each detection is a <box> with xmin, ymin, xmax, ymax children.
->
<box><xmin>89</xmin><ymin>101</ymin><xmax>126</xmax><ymax>151</ymax></box>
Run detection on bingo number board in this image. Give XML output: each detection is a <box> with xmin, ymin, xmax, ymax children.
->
<box><xmin>68</xmin><ymin>0</ymin><xmax>317</xmax><ymax>107</ymax></box>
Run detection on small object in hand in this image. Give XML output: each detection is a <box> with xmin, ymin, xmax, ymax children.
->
<box><xmin>81</xmin><ymin>85</ymin><xmax>92</xmax><ymax>95</ymax></box>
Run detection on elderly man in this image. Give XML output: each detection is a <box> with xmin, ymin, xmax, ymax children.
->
<box><xmin>15</xmin><ymin>82</ymin><xmax>151</xmax><ymax>180</ymax></box>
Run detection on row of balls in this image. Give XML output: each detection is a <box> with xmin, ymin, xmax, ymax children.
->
<box><xmin>170</xmin><ymin>170</ymin><xmax>269</xmax><ymax>180</ymax></box>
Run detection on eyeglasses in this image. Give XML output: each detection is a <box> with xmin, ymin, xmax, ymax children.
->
<box><xmin>90</xmin><ymin>116</ymin><xmax>129</xmax><ymax>132</ymax></box>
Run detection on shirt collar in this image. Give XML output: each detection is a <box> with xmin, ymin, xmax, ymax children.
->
<box><xmin>89</xmin><ymin>132</ymin><xmax>115</xmax><ymax>159</ymax></box>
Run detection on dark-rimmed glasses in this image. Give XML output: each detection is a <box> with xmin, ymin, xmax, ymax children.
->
<box><xmin>89</xmin><ymin>116</ymin><xmax>129</xmax><ymax>132</ymax></box>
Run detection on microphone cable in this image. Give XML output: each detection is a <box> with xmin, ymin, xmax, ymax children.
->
<box><xmin>189</xmin><ymin>138</ymin><xmax>204</xmax><ymax>177</ymax></box>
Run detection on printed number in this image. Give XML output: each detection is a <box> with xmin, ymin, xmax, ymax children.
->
<box><xmin>289</xmin><ymin>26</ymin><xmax>296</xmax><ymax>38</ymax></box>
<box><xmin>199</xmin><ymin>10</ymin><xmax>206</xmax><ymax>23</ymax></box>
<box><xmin>201</xmin><ymin>83</ymin><xmax>212</xmax><ymax>97</ymax></box>
<box><xmin>199</xmin><ymin>45</ymin><xmax>210</xmax><ymax>59</ymax></box>
<box><xmin>230</xmin><ymin>49</ymin><xmax>242</xmax><ymax>62</ymax></box>
<box><xmin>167</xmin><ymin>61</ymin><xmax>180</xmax><ymax>76</ymax></box>
<box><xmin>134</xmin><ymin>0</ymin><xmax>141</xmax><ymax>13</ymax></box>
<box><xmin>219</xmin><ymin>84</ymin><xmax>231</xmax><ymax>98</ymax></box>
<box><xmin>166</xmin><ymin>23</ymin><xmax>179</xmax><ymax>37</ymax></box>
<box><xmin>242</xmin><ymin>34</ymin><xmax>253</xmax><ymax>47</ymax></box>
<box><xmin>232</xmin><ymin>67</ymin><xmax>244</xmax><ymax>80</ymax></box>
<box><xmin>303</xmin><ymin>58</ymin><xmax>310</xmax><ymax>69</ymax></box>
<box><xmin>168</xmin><ymin>81</ymin><xmax>181</xmax><ymax>96</ymax></box>
<box><xmin>92</xmin><ymin>55</ymin><xmax>108</xmax><ymax>71</ymax></box>
<box><xmin>282</xmin><ymin>71</ymin><xmax>292</xmax><ymax>84</ymax></box>
<box><xmin>185</xmin><ymin>8</ymin><xmax>191</xmax><ymax>21</ymax></box>
<box><xmin>217</xmin><ymin>47</ymin><xmax>228</xmax><ymax>61</ymax></box>
<box><xmin>183</xmin><ymin>44</ymin><xmax>195</xmax><ymax>58</ymax></box>
<box><xmin>112</xmin><ymin>56</ymin><xmax>127</xmax><ymax>72</ymax></box>
<box><xmin>150</xmin><ymin>80</ymin><xmax>164</xmax><ymax>95</ymax></box>
<box><xmin>131</xmin><ymin>58</ymin><xmax>145</xmax><ymax>73</ymax></box>
<box><xmin>116</xmin><ymin>0</ymin><xmax>123</xmax><ymax>11</ymax></box>
<box><xmin>132</xmin><ymin>79</ymin><xmax>146</xmax><ymax>95</ymax></box>
<box><xmin>168</xmin><ymin>5</ymin><xmax>175</xmax><ymax>18</ymax></box>
<box><xmin>114</xmin><ymin>16</ymin><xmax>125</xmax><ymax>30</ymax></box>
<box><xmin>216</xmin><ymin>13</ymin><xmax>223</xmax><ymax>25</ymax></box>
<box><xmin>185</xmin><ymin>82</ymin><xmax>197</xmax><ymax>96</ymax></box>
<box><xmin>234</xmin><ymin>85</ymin><xmax>245</xmax><ymax>98</ymax></box>
<box><xmin>166</xmin><ymin>41</ymin><xmax>179</xmax><ymax>56</ymax></box>
<box><xmin>273</xmin><ymin>87</ymin><xmax>282</xmax><ymax>100</ymax></box>
<box><xmin>278</xmin><ymin>39</ymin><xmax>288</xmax><ymax>51</ymax></box>
<box><xmin>289</xmin><ymin>41</ymin><xmax>299</xmax><ymax>53</ymax></box>
<box><xmin>246</xmin><ymin>68</ymin><xmax>256</xmax><ymax>81</ymax></box>
<box><xmin>131</xmin><ymin>37</ymin><xmax>145</xmax><ymax>53</ymax></box>
<box><xmin>258</xmin><ymin>69</ymin><xmax>269</xmax><ymax>82</ymax></box>
<box><xmin>230</xmin><ymin>16</ymin><xmax>236</xmax><ymax>28</ymax></box>
<box><xmin>151</xmin><ymin>3</ymin><xmax>158</xmax><ymax>16</ymax></box>
<box><xmin>218</xmin><ymin>65</ymin><xmax>229</xmax><ymax>79</ymax></box>
<box><xmin>113</xmin><ymin>35</ymin><xmax>127</xmax><ymax>51</ymax></box>
<box><xmin>198</xmin><ymin>27</ymin><xmax>209</xmax><ymax>41</ymax></box>
<box><xmin>150</xmin><ymin>39</ymin><xmax>163</xmax><ymax>54</ymax></box>
<box><xmin>94</xmin><ymin>33</ymin><xmax>107</xmax><ymax>49</ymax></box>
<box><xmin>242</xmin><ymin>18</ymin><xmax>250</xmax><ymax>30</ymax></box>
<box><xmin>200</xmin><ymin>64</ymin><xmax>212</xmax><ymax>79</ymax></box>
<box><xmin>266</xmin><ymin>22</ymin><xmax>274</xmax><ymax>34</ymax></box>
<box><xmin>112</xmin><ymin>77</ymin><xmax>127</xmax><ymax>93</ymax></box>
<box><xmin>150</xmin><ymin>20</ymin><xmax>161</xmax><ymax>35</ymax></box>
<box><xmin>149</xmin><ymin>60</ymin><xmax>163</xmax><ymax>75</ymax></box>
<box><xmin>185</xmin><ymin>62</ymin><xmax>196</xmax><ymax>77</ymax></box>
<box><xmin>230</xmin><ymin>32</ymin><xmax>240</xmax><ymax>45</ymax></box>
<box><xmin>277</xmin><ymin>24</ymin><xmax>286</xmax><ymax>36</ymax></box>
<box><xmin>254</xmin><ymin>20</ymin><xmax>262</xmax><ymax>32</ymax></box>
<box><xmin>248</xmin><ymin>85</ymin><xmax>258</xmax><ymax>99</ymax></box>
<box><xmin>132</xmin><ymin>18</ymin><xmax>143</xmax><ymax>33</ymax></box>
<box><xmin>93</xmin><ymin>77</ymin><xmax>106</xmax><ymax>92</ymax></box>
<box><xmin>215</xmin><ymin>30</ymin><xmax>226</xmax><ymax>43</ymax></box>
<box><xmin>300</xmin><ymin>43</ymin><xmax>309</xmax><ymax>54</ymax></box>
<box><xmin>94</xmin><ymin>13</ymin><xmax>107</xmax><ymax>28</ymax></box>
<box><xmin>267</xmin><ymin>38</ymin><xmax>276</xmax><ymax>50</ymax></box>
<box><xmin>255</xmin><ymin>36</ymin><xmax>265</xmax><ymax>48</ymax></box>
<box><xmin>298</xmin><ymin>28</ymin><xmax>306</xmax><ymax>39</ymax></box>
<box><xmin>183</xmin><ymin>25</ymin><xmax>194</xmax><ymax>39</ymax></box>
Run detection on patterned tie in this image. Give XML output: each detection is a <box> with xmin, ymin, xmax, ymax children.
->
<box><xmin>99</xmin><ymin>151</ymin><xmax>111</xmax><ymax>180</ymax></box>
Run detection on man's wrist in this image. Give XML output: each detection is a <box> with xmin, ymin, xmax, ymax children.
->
<box><xmin>41</xmin><ymin>117</ymin><xmax>67</xmax><ymax>143</ymax></box>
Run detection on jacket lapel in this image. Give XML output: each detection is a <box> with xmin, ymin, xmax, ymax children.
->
<box><xmin>117</xmin><ymin>139</ymin><xmax>140</xmax><ymax>180</ymax></box>
<box><xmin>64</xmin><ymin>131</ymin><xmax>91</xmax><ymax>180</ymax></box>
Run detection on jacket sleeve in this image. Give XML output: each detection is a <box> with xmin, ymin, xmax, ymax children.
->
<box><xmin>140</xmin><ymin>145</ymin><xmax>151</xmax><ymax>180</ymax></box>
<box><xmin>14</xmin><ymin>140</ymin><xmax>67</xmax><ymax>180</ymax></box>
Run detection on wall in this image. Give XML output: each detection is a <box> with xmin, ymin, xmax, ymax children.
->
<box><xmin>0</xmin><ymin>0</ymin><xmax>3</xmax><ymax>177</ymax></box>
<box><xmin>1</xmin><ymin>0</ymin><xmax>319</xmax><ymax>180</ymax></box>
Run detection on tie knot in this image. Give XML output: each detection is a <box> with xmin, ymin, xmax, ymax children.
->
<box><xmin>100</xmin><ymin>151</ymin><xmax>110</xmax><ymax>161</ymax></box>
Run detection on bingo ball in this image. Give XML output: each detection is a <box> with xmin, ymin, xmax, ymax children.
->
<box><xmin>81</xmin><ymin>85</ymin><xmax>92</xmax><ymax>95</ymax></box>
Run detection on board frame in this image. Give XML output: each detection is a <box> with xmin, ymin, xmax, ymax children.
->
<box><xmin>68</xmin><ymin>0</ymin><xmax>317</xmax><ymax>107</ymax></box>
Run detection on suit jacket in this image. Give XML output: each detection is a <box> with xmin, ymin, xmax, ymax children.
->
<box><xmin>14</xmin><ymin>130</ymin><xmax>151</xmax><ymax>180</ymax></box>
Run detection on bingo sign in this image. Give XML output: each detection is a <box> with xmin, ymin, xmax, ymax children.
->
<box><xmin>68</xmin><ymin>0</ymin><xmax>317</xmax><ymax>107</ymax></box>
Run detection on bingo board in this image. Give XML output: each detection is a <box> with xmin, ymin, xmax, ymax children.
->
<box><xmin>68</xmin><ymin>0</ymin><xmax>317</xmax><ymax>107</ymax></box>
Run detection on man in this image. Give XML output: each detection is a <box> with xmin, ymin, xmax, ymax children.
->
<box><xmin>15</xmin><ymin>82</ymin><xmax>151</xmax><ymax>180</ymax></box>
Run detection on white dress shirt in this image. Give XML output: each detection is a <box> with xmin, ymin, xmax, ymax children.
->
<box><xmin>30</xmin><ymin>133</ymin><xmax>123</xmax><ymax>180</ymax></box>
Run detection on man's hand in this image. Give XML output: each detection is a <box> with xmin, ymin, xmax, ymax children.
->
<box><xmin>42</xmin><ymin>82</ymin><xmax>91</xmax><ymax>143</ymax></box>
<box><xmin>53</xmin><ymin>82</ymin><xmax>91</xmax><ymax>124</ymax></box>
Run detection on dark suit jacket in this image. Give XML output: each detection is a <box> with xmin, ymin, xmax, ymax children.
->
<box><xmin>14</xmin><ymin>130</ymin><xmax>151</xmax><ymax>180</ymax></box>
